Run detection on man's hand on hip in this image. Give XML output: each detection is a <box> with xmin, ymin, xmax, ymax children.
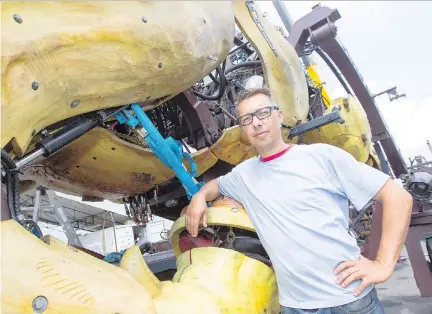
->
<box><xmin>334</xmin><ymin>255</ymin><xmax>393</xmax><ymax>296</ymax></box>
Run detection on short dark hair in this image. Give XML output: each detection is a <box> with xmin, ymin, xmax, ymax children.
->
<box><xmin>235</xmin><ymin>87</ymin><xmax>273</xmax><ymax>108</ymax></box>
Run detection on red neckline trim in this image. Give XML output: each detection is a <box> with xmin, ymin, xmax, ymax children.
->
<box><xmin>260</xmin><ymin>145</ymin><xmax>293</xmax><ymax>162</ymax></box>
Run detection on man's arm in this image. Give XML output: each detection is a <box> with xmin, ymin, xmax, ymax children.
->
<box><xmin>185</xmin><ymin>179</ymin><xmax>222</xmax><ymax>237</ymax></box>
<box><xmin>185</xmin><ymin>166</ymin><xmax>243</xmax><ymax>237</ymax></box>
<box><xmin>327</xmin><ymin>144</ymin><xmax>413</xmax><ymax>295</ymax></box>
<box><xmin>373</xmin><ymin>179</ymin><xmax>413</xmax><ymax>271</ymax></box>
<box><xmin>335</xmin><ymin>179</ymin><xmax>412</xmax><ymax>295</ymax></box>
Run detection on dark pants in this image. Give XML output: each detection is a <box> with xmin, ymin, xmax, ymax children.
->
<box><xmin>281</xmin><ymin>288</ymin><xmax>385</xmax><ymax>314</ymax></box>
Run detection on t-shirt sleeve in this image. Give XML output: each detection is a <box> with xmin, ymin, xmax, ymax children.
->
<box><xmin>216</xmin><ymin>166</ymin><xmax>243</xmax><ymax>204</ymax></box>
<box><xmin>324</xmin><ymin>144</ymin><xmax>390</xmax><ymax>211</ymax></box>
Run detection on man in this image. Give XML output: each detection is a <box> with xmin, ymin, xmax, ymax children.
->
<box><xmin>185</xmin><ymin>87</ymin><xmax>413</xmax><ymax>313</ymax></box>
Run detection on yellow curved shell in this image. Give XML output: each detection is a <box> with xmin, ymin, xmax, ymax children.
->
<box><xmin>0</xmin><ymin>220</ymin><xmax>156</xmax><ymax>314</ymax></box>
<box><xmin>20</xmin><ymin>127</ymin><xmax>218</xmax><ymax>200</ymax></box>
<box><xmin>170</xmin><ymin>202</ymin><xmax>255</xmax><ymax>257</ymax></box>
<box><xmin>1</xmin><ymin>1</ymin><xmax>235</xmax><ymax>154</ymax></box>
<box><xmin>301</xmin><ymin>95</ymin><xmax>373</xmax><ymax>163</ymax></box>
<box><xmin>154</xmin><ymin>281</ymin><xmax>224</xmax><ymax>314</ymax></box>
<box><xmin>173</xmin><ymin>247</ymin><xmax>280</xmax><ymax>314</ymax></box>
<box><xmin>233</xmin><ymin>1</ymin><xmax>309</xmax><ymax>127</ymax></box>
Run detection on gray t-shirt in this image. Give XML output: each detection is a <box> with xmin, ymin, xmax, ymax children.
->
<box><xmin>216</xmin><ymin>143</ymin><xmax>389</xmax><ymax>309</ymax></box>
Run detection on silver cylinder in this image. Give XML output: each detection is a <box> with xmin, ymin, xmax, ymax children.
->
<box><xmin>14</xmin><ymin>148</ymin><xmax>45</xmax><ymax>169</ymax></box>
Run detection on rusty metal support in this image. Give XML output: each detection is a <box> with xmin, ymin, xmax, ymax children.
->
<box><xmin>287</xmin><ymin>5</ymin><xmax>406</xmax><ymax>177</ymax></box>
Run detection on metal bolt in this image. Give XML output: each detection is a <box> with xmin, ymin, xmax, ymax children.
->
<box><xmin>70</xmin><ymin>99</ymin><xmax>80</xmax><ymax>108</ymax></box>
<box><xmin>142</xmin><ymin>17</ymin><xmax>148</xmax><ymax>23</ymax></box>
<box><xmin>32</xmin><ymin>81</ymin><xmax>39</xmax><ymax>90</ymax></box>
<box><xmin>32</xmin><ymin>296</ymin><xmax>48</xmax><ymax>313</ymax></box>
<box><xmin>231</xmin><ymin>208</ymin><xmax>239</xmax><ymax>213</ymax></box>
<box><xmin>13</xmin><ymin>14</ymin><xmax>23</xmax><ymax>24</ymax></box>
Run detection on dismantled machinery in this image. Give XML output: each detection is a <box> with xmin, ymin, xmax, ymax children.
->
<box><xmin>1</xmin><ymin>1</ymin><xmax>432</xmax><ymax>313</ymax></box>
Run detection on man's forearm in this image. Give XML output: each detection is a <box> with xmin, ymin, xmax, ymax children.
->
<box><xmin>196</xmin><ymin>179</ymin><xmax>222</xmax><ymax>202</ymax></box>
<box><xmin>375</xmin><ymin>187</ymin><xmax>413</xmax><ymax>269</ymax></box>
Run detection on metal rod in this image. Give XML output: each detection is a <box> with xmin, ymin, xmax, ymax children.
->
<box><xmin>110</xmin><ymin>212</ymin><xmax>119</xmax><ymax>253</ymax></box>
<box><xmin>272</xmin><ymin>0</ymin><xmax>312</xmax><ymax>66</ymax></box>
<box><xmin>32</xmin><ymin>189</ymin><xmax>41</xmax><ymax>224</ymax></box>
<box><xmin>14</xmin><ymin>148</ymin><xmax>44</xmax><ymax>169</ymax></box>
<box><xmin>218</xmin><ymin>106</ymin><xmax>237</xmax><ymax>122</ymax></box>
<box><xmin>427</xmin><ymin>140</ymin><xmax>432</xmax><ymax>157</ymax></box>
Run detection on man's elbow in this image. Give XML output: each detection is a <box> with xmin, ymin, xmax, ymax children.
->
<box><xmin>377</xmin><ymin>179</ymin><xmax>413</xmax><ymax>214</ymax></box>
<box><xmin>399</xmin><ymin>188</ymin><xmax>413</xmax><ymax>215</ymax></box>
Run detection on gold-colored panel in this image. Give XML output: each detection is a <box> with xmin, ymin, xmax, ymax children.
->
<box><xmin>119</xmin><ymin>246</ymin><xmax>162</xmax><ymax>299</ymax></box>
<box><xmin>154</xmin><ymin>281</ymin><xmax>224</xmax><ymax>314</ymax></box>
<box><xmin>210</xmin><ymin>126</ymin><xmax>258</xmax><ymax>165</ymax></box>
<box><xmin>184</xmin><ymin>147</ymin><xmax>219</xmax><ymax>176</ymax></box>
<box><xmin>20</xmin><ymin>128</ymin><xmax>218</xmax><ymax>200</ymax></box>
<box><xmin>301</xmin><ymin>96</ymin><xmax>372</xmax><ymax>163</ymax></box>
<box><xmin>170</xmin><ymin>200</ymin><xmax>255</xmax><ymax>257</ymax></box>
<box><xmin>0</xmin><ymin>219</ymin><xmax>156</xmax><ymax>313</ymax></box>
<box><xmin>1</xmin><ymin>1</ymin><xmax>235</xmax><ymax>155</ymax></box>
<box><xmin>233</xmin><ymin>1</ymin><xmax>309</xmax><ymax>127</ymax></box>
<box><xmin>173</xmin><ymin>247</ymin><xmax>280</xmax><ymax>313</ymax></box>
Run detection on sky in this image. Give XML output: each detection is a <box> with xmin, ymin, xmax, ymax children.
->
<box><xmin>257</xmin><ymin>0</ymin><xmax>432</xmax><ymax>165</ymax></box>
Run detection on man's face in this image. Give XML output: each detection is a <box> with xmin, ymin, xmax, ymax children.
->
<box><xmin>237</xmin><ymin>94</ymin><xmax>283</xmax><ymax>151</ymax></box>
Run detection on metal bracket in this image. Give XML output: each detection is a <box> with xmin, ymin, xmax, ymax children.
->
<box><xmin>245</xmin><ymin>0</ymin><xmax>278</xmax><ymax>57</ymax></box>
<box><xmin>115</xmin><ymin>104</ymin><xmax>202</xmax><ymax>199</ymax></box>
<box><xmin>287</xmin><ymin>107</ymin><xmax>344</xmax><ymax>139</ymax></box>
<box><xmin>45</xmin><ymin>189</ymin><xmax>83</xmax><ymax>247</ymax></box>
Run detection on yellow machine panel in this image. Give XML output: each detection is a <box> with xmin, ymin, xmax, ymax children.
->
<box><xmin>173</xmin><ymin>247</ymin><xmax>279</xmax><ymax>314</ymax></box>
<box><xmin>20</xmin><ymin>127</ymin><xmax>218</xmax><ymax>200</ymax></box>
<box><xmin>301</xmin><ymin>95</ymin><xmax>374</xmax><ymax>164</ymax></box>
<box><xmin>1</xmin><ymin>200</ymin><xmax>280</xmax><ymax>314</ymax></box>
<box><xmin>1</xmin><ymin>1</ymin><xmax>235</xmax><ymax>155</ymax></box>
<box><xmin>0</xmin><ymin>220</ymin><xmax>157</xmax><ymax>314</ymax></box>
<box><xmin>233</xmin><ymin>1</ymin><xmax>309</xmax><ymax>128</ymax></box>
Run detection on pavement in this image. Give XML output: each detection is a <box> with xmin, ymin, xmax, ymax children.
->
<box><xmin>375</xmin><ymin>246</ymin><xmax>432</xmax><ymax>314</ymax></box>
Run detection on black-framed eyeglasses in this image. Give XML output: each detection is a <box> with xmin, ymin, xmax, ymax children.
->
<box><xmin>237</xmin><ymin>105</ymin><xmax>279</xmax><ymax>126</ymax></box>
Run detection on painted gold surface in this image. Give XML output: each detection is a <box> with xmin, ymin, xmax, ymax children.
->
<box><xmin>1</xmin><ymin>1</ymin><xmax>234</xmax><ymax>155</ymax></box>
<box><xmin>301</xmin><ymin>96</ymin><xmax>373</xmax><ymax>163</ymax></box>
<box><xmin>0</xmin><ymin>220</ymin><xmax>156</xmax><ymax>313</ymax></box>
<box><xmin>20</xmin><ymin>128</ymin><xmax>218</xmax><ymax>200</ymax></box>
<box><xmin>1</xmin><ymin>214</ymin><xmax>278</xmax><ymax>313</ymax></box>
<box><xmin>173</xmin><ymin>247</ymin><xmax>280</xmax><ymax>313</ymax></box>
<box><xmin>233</xmin><ymin>1</ymin><xmax>309</xmax><ymax>128</ymax></box>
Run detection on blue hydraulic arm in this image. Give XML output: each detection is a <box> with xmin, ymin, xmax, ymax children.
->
<box><xmin>115</xmin><ymin>104</ymin><xmax>202</xmax><ymax>199</ymax></box>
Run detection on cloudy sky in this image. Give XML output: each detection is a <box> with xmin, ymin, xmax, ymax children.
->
<box><xmin>257</xmin><ymin>1</ymin><xmax>432</xmax><ymax>165</ymax></box>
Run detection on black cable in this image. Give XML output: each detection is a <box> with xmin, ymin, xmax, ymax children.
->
<box><xmin>1</xmin><ymin>149</ymin><xmax>21</xmax><ymax>219</ymax></box>
<box><xmin>224</xmin><ymin>61</ymin><xmax>262</xmax><ymax>75</ymax></box>
<box><xmin>192</xmin><ymin>66</ymin><xmax>226</xmax><ymax>101</ymax></box>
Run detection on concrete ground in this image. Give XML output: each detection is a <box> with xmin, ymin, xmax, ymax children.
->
<box><xmin>376</xmin><ymin>246</ymin><xmax>432</xmax><ymax>314</ymax></box>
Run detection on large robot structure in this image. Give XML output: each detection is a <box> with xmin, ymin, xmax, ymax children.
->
<box><xmin>1</xmin><ymin>1</ymin><xmax>432</xmax><ymax>312</ymax></box>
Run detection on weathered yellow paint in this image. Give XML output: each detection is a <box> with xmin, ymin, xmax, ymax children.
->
<box><xmin>154</xmin><ymin>281</ymin><xmax>224</xmax><ymax>314</ymax></box>
<box><xmin>119</xmin><ymin>246</ymin><xmax>162</xmax><ymax>299</ymax></box>
<box><xmin>210</xmin><ymin>126</ymin><xmax>258</xmax><ymax>165</ymax></box>
<box><xmin>1</xmin><ymin>213</ymin><xmax>278</xmax><ymax>313</ymax></box>
<box><xmin>173</xmin><ymin>247</ymin><xmax>280</xmax><ymax>314</ymax></box>
<box><xmin>0</xmin><ymin>219</ymin><xmax>156</xmax><ymax>313</ymax></box>
<box><xmin>301</xmin><ymin>95</ymin><xmax>372</xmax><ymax>163</ymax></box>
<box><xmin>306</xmin><ymin>63</ymin><xmax>332</xmax><ymax>107</ymax></box>
<box><xmin>233</xmin><ymin>1</ymin><xmax>309</xmax><ymax>128</ymax></box>
<box><xmin>20</xmin><ymin>127</ymin><xmax>218</xmax><ymax>200</ymax></box>
<box><xmin>1</xmin><ymin>1</ymin><xmax>235</xmax><ymax>155</ymax></box>
<box><xmin>170</xmin><ymin>201</ymin><xmax>255</xmax><ymax>257</ymax></box>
